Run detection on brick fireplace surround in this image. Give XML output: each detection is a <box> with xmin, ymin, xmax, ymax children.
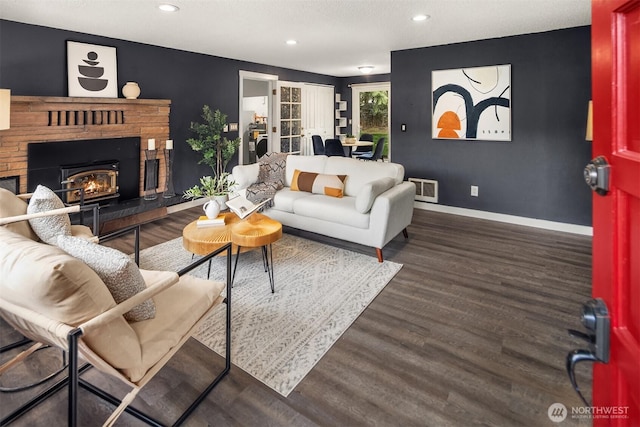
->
<box><xmin>0</xmin><ymin>96</ymin><xmax>171</xmax><ymax>196</ymax></box>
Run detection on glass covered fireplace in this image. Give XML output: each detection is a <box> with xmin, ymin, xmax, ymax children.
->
<box><xmin>61</xmin><ymin>161</ymin><xmax>119</xmax><ymax>203</ymax></box>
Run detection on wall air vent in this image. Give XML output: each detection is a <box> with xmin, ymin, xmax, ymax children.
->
<box><xmin>409</xmin><ymin>178</ymin><xmax>438</xmax><ymax>203</ymax></box>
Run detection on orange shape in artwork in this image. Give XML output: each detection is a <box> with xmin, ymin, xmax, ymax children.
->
<box><xmin>437</xmin><ymin>111</ymin><xmax>461</xmax><ymax>138</ymax></box>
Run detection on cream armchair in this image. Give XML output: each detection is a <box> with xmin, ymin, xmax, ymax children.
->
<box><xmin>0</xmin><ymin>224</ymin><xmax>231</xmax><ymax>426</ymax></box>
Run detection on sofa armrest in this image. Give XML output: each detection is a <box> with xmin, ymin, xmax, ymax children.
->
<box><xmin>368</xmin><ymin>181</ymin><xmax>415</xmax><ymax>244</ymax></box>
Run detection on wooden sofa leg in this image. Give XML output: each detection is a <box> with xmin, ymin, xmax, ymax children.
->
<box><xmin>375</xmin><ymin>248</ymin><xmax>383</xmax><ymax>263</ymax></box>
<box><xmin>402</xmin><ymin>228</ymin><xmax>409</xmax><ymax>239</ymax></box>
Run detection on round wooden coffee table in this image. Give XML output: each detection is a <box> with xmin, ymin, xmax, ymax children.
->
<box><xmin>182</xmin><ymin>212</ymin><xmax>282</xmax><ymax>292</ymax></box>
<box><xmin>230</xmin><ymin>214</ymin><xmax>282</xmax><ymax>293</ymax></box>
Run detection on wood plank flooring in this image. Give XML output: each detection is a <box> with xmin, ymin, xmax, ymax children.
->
<box><xmin>0</xmin><ymin>207</ymin><xmax>594</xmax><ymax>426</ymax></box>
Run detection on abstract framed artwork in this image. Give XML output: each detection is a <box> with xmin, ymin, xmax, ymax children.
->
<box><xmin>432</xmin><ymin>64</ymin><xmax>511</xmax><ymax>141</ymax></box>
<box><xmin>67</xmin><ymin>41</ymin><xmax>118</xmax><ymax>98</ymax></box>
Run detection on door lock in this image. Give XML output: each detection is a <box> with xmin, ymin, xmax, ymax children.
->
<box><xmin>584</xmin><ymin>156</ymin><xmax>610</xmax><ymax>196</ymax></box>
<box><xmin>566</xmin><ymin>298</ymin><xmax>610</xmax><ymax>406</ymax></box>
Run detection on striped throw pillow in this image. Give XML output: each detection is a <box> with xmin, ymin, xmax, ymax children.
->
<box><xmin>291</xmin><ymin>169</ymin><xmax>347</xmax><ymax>198</ymax></box>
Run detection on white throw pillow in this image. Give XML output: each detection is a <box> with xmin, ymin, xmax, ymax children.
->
<box><xmin>56</xmin><ymin>235</ymin><xmax>156</xmax><ymax>322</ymax></box>
<box><xmin>27</xmin><ymin>185</ymin><xmax>72</xmax><ymax>245</ymax></box>
<box><xmin>355</xmin><ymin>177</ymin><xmax>396</xmax><ymax>213</ymax></box>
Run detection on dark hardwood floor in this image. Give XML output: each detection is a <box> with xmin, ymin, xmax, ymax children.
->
<box><xmin>1</xmin><ymin>207</ymin><xmax>594</xmax><ymax>426</ymax></box>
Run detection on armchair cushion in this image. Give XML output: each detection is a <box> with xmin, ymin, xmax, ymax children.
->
<box><xmin>0</xmin><ymin>227</ymin><xmax>141</xmax><ymax>369</ymax></box>
<box><xmin>0</xmin><ymin>188</ymin><xmax>39</xmax><ymax>241</ymax></box>
<box><xmin>57</xmin><ymin>235</ymin><xmax>156</xmax><ymax>322</ymax></box>
<box><xmin>27</xmin><ymin>185</ymin><xmax>72</xmax><ymax>244</ymax></box>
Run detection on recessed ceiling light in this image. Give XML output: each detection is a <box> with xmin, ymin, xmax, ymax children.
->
<box><xmin>286</xmin><ymin>40</ymin><xmax>298</xmax><ymax>46</ymax></box>
<box><xmin>358</xmin><ymin>66</ymin><xmax>374</xmax><ymax>74</ymax></box>
<box><xmin>412</xmin><ymin>14</ymin><xmax>430</xmax><ymax>22</ymax></box>
<box><xmin>159</xmin><ymin>4</ymin><xmax>179</xmax><ymax>12</ymax></box>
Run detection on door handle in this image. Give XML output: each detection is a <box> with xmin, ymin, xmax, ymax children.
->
<box><xmin>584</xmin><ymin>156</ymin><xmax>610</xmax><ymax>196</ymax></box>
<box><xmin>565</xmin><ymin>298</ymin><xmax>610</xmax><ymax>406</ymax></box>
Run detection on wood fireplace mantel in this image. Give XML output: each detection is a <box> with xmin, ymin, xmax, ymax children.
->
<box><xmin>0</xmin><ymin>96</ymin><xmax>171</xmax><ymax>195</ymax></box>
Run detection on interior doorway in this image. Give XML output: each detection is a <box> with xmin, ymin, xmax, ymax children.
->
<box><xmin>351</xmin><ymin>82</ymin><xmax>391</xmax><ymax>160</ymax></box>
<box><xmin>239</xmin><ymin>71</ymin><xmax>278</xmax><ymax>165</ymax></box>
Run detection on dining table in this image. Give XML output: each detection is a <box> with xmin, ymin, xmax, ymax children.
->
<box><xmin>341</xmin><ymin>140</ymin><xmax>374</xmax><ymax>157</ymax></box>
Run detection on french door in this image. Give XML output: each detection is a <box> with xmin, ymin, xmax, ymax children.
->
<box><xmin>276</xmin><ymin>82</ymin><xmax>304</xmax><ymax>154</ymax></box>
<box><xmin>275</xmin><ymin>82</ymin><xmax>335</xmax><ymax>155</ymax></box>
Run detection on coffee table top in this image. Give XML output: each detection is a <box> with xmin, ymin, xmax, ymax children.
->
<box><xmin>182</xmin><ymin>212</ymin><xmax>282</xmax><ymax>255</ymax></box>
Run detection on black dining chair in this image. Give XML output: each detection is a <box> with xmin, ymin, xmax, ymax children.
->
<box><xmin>324</xmin><ymin>138</ymin><xmax>345</xmax><ymax>157</ymax></box>
<box><xmin>358</xmin><ymin>137</ymin><xmax>385</xmax><ymax>161</ymax></box>
<box><xmin>353</xmin><ymin>133</ymin><xmax>374</xmax><ymax>156</ymax></box>
<box><xmin>312</xmin><ymin>135</ymin><xmax>325</xmax><ymax>155</ymax></box>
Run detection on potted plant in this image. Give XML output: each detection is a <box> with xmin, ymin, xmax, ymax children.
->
<box><xmin>345</xmin><ymin>134</ymin><xmax>357</xmax><ymax>144</ymax></box>
<box><xmin>183</xmin><ymin>174</ymin><xmax>236</xmax><ymax>214</ymax></box>
<box><xmin>185</xmin><ymin>105</ymin><xmax>240</xmax><ymax>207</ymax></box>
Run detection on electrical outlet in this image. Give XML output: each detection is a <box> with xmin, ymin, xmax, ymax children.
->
<box><xmin>471</xmin><ymin>185</ymin><xmax>479</xmax><ymax>197</ymax></box>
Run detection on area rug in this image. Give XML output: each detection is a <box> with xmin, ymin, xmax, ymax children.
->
<box><xmin>137</xmin><ymin>234</ymin><xmax>402</xmax><ymax>397</ymax></box>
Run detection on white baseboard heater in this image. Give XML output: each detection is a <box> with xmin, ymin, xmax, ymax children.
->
<box><xmin>409</xmin><ymin>178</ymin><xmax>438</xmax><ymax>203</ymax></box>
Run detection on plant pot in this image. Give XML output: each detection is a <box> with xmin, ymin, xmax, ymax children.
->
<box><xmin>214</xmin><ymin>194</ymin><xmax>228</xmax><ymax>210</ymax></box>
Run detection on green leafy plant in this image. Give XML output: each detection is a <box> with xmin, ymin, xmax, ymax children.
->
<box><xmin>187</xmin><ymin>105</ymin><xmax>240</xmax><ymax>179</ymax></box>
<box><xmin>182</xmin><ymin>173</ymin><xmax>235</xmax><ymax>199</ymax></box>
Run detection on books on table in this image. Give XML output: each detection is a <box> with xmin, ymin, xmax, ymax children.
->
<box><xmin>196</xmin><ymin>215</ymin><xmax>225</xmax><ymax>228</ymax></box>
<box><xmin>225</xmin><ymin>195</ymin><xmax>271</xmax><ymax>220</ymax></box>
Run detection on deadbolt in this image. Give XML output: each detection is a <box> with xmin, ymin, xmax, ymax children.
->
<box><xmin>584</xmin><ymin>156</ymin><xmax>610</xmax><ymax>196</ymax></box>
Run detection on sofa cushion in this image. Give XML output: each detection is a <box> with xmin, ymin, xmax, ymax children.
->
<box><xmin>0</xmin><ymin>227</ymin><xmax>141</xmax><ymax>370</ymax></box>
<box><xmin>57</xmin><ymin>235</ymin><xmax>156</xmax><ymax>323</ymax></box>
<box><xmin>285</xmin><ymin>155</ymin><xmax>327</xmax><ymax>186</ymax></box>
<box><xmin>0</xmin><ymin>188</ymin><xmax>39</xmax><ymax>241</ymax></box>
<box><xmin>271</xmin><ymin>188</ymin><xmax>313</xmax><ymax>213</ymax></box>
<box><xmin>27</xmin><ymin>185</ymin><xmax>72</xmax><ymax>245</ymax></box>
<box><xmin>292</xmin><ymin>195</ymin><xmax>369</xmax><ymax>229</ymax></box>
<box><xmin>355</xmin><ymin>177</ymin><xmax>397</xmax><ymax>213</ymax></box>
<box><xmin>323</xmin><ymin>157</ymin><xmax>404</xmax><ymax>196</ymax></box>
<box><xmin>257</xmin><ymin>152</ymin><xmax>287</xmax><ymax>186</ymax></box>
<box><xmin>291</xmin><ymin>169</ymin><xmax>347</xmax><ymax>198</ymax></box>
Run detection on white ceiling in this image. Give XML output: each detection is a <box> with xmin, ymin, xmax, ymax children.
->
<box><xmin>0</xmin><ymin>0</ymin><xmax>591</xmax><ymax>77</ymax></box>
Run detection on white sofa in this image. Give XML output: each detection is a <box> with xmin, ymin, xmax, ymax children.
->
<box><xmin>232</xmin><ymin>155</ymin><xmax>415</xmax><ymax>261</ymax></box>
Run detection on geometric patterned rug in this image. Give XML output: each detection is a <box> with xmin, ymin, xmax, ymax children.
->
<box><xmin>138</xmin><ymin>234</ymin><xmax>402</xmax><ymax>396</ymax></box>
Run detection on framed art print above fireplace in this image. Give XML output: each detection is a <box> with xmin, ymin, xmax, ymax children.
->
<box><xmin>67</xmin><ymin>41</ymin><xmax>118</xmax><ymax>98</ymax></box>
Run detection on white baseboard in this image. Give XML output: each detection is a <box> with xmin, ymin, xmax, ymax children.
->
<box><xmin>167</xmin><ymin>198</ymin><xmax>207</xmax><ymax>214</ymax></box>
<box><xmin>414</xmin><ymin>201</ymin><xmax>593</xmax><ymax>236</ymax></box>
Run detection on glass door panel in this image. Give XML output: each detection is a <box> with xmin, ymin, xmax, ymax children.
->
<box><xmin>279</xmin><ymin>84</ymin><xmax>303</xmax><ymax>154</ymax></box>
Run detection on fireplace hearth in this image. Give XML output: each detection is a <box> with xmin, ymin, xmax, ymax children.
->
<box><xmin>61</xmin><ymin>161</ymin><xmax>119</xmax><ymax>204</ymax></box>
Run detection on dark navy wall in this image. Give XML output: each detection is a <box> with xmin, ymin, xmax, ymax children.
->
<box><xmin>0</xmin><ymin>20</ymin><xmax>338</xmax><ymax>193</ymax></box>
<box><xmin>391</xmin><ymin>27</ymin><xmax>592</xmax><ymax>225</ymax></box>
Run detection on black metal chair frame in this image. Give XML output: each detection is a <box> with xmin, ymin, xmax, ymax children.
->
<box><xmin>0</xmin><ymin>242</ymin><xmax>231</xmax><ymax>427</ymax></box>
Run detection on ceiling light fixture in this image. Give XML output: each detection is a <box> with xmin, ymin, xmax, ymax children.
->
<box><xmin>158</xmin><ymin>4</ymin><xmax>179</xmax><ymax>12</ymax></box>
<box><xmin>286</xmin><ymin>40</ymin><xmax>298</xmax><ymax>46</ymax></box>
<box><xmin>412</xmin><ymin>14</ymin><xmax>430</xmax><ymax>22</ymax></box>
<box><xmin>358</xmin><ymin>66</ymin><xmax>374</xmax><ymax>74</ymax></box>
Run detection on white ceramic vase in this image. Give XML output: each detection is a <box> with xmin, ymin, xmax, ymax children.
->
<box><xmin>203</xmin><ymin>199</ymin><xmax>221</xmax><ymax>219</ymax></box>
<box><xmin>122</xmin><ymin>82</ymin><xmax>141</xmax><ymax>99</ymax></box>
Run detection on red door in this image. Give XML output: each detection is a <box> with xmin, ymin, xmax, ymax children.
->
<box><xmin>591</xmin><ymin>0</ymin><xmax>640</xmax><ymax>425</ymax></box>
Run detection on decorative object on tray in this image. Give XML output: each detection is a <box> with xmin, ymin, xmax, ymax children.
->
<box><xmin>226</xmin><ymin>194</ymin><xmax>271</xmax><ymax>220</ymax></box>
<box><xmin>345</xmin><ymin>135</ymin><xmax>357</xmax><ymax>144</ymax></box>
<box><xmin>196</xmin><ymin>215</ymin><xmax>225</xmax><ymax>228</ymax></box>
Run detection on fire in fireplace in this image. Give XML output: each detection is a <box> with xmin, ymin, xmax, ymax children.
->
<box><xmin>61</xmin><ymin>161</ymin><xmax>119</xmax><ymax>203</ymax></box>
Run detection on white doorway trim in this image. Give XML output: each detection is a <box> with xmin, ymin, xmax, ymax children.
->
<box><xmin>351</xmin><ymin>81</ymin><xmax>391</xmax><ymax>158</ymax></box>
<box><xmin>239</xmin><ymin>71</ymin><xmax>278</xmax><ymax>164</ymax></box>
